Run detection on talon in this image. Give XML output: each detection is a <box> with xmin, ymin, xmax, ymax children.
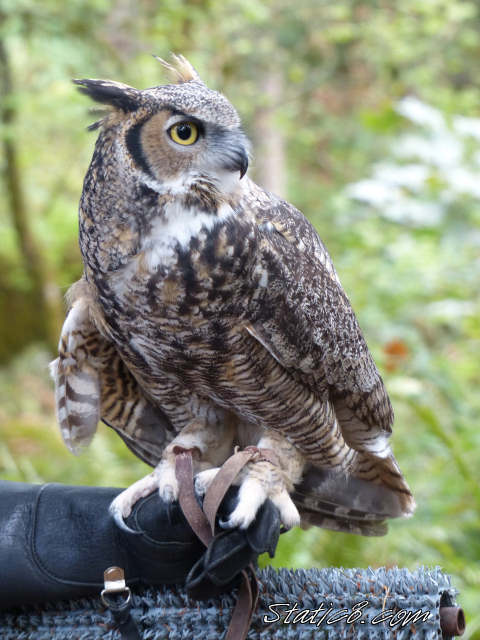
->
<box><xmin>224</xmin><ymin>477</ymin><xmax>267</xmax><ymax>529</ymax></box>
<box><xmin>156</xmin><ymin>463</ymin><xmax>179</xmax><ymax>502</ymax></box>
<box><xmin>271</xmin><ymin>491</ymin><xmax>300</xmax><ymax>530</ymax></box>
<box><xmin>109</xmin><ymin>499</ymin><xmax>141</xmax><ymax>535</ymax></box>
<box><xmin>194</xmin><ymin>467</ymin><xmax>220</xmax><ymax>496</ymax></box>
<box><xmin>109</xmin><ymin>471</ymin><xmax>158</xmax><ymax>533</ymax></box>
<box><xmin>159</xmin><ymin>483</ymin><xmax>176</xmax><ymax>502</ymax></box>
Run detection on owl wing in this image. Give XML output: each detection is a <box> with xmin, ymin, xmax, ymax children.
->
<box><xmin>247</xmin><ymin>189</ymin><xmax>394</xmax><ymax>454</ymax></box>
<box><xmin>239</xmin><ymin>189</ymin><xmax>415</xmax><ymax>518</ymax></box>
<box><xmin>50</xmin><ymin>284</ymin><xmax>172</xmax><ymax>466</ymax></box>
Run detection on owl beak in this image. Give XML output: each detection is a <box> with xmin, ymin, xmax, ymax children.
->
<box><xmin>224</xmin><ymin>143</ymin><xmax>248</xmax><ymax>179</ymax></box>
<box><xmin>217</xmin><ymin>132</ymin><xmax>249</xmax><ymax>179</ymax></box>
<box><xmin>237</xmin><ymin>148</ymin><xmax>249</xmax><ymax>179</ymax></box>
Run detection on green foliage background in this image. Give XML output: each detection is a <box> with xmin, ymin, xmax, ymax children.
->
<box><xmin>0</xmin><ymin>1</ymin><xmax>479</xmax><ymax>635</ymax></box>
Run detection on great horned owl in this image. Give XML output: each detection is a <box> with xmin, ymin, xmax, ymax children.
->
<box><xmin>50</xmin><ymin>55</ymin><xmax>414</xmax><ymax>535</ymax></box>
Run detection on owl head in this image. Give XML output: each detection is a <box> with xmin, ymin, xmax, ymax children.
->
<box><xmin>74</xmin><ymin>54</ymin><xmax>249</xmax><ymax>197</ymax></box>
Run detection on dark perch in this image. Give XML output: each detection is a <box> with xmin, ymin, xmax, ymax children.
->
<box><xmin>0</xmin><ymin>566</ymin><xmax>464</xmax><ymax>639</ymax></box>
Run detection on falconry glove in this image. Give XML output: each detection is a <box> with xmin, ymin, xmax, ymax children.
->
<box><xmin>0</xmin><ymin>479</ymin><xmax>282</xmax><ymax>610</ymax></box>
<box><xmin>185</xmin><ymin>486</ymin><xmax>281</xmax><ymax>599</ymax></box>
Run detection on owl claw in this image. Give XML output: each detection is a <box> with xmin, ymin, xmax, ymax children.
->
<box><xmin>270</xmin><ymin>490</ymin><xmax>301</xmax><ymax>530</ymax></box>
<box><xmin>109</xmin><ymin>455</ymin><xmax>186</xmax><ymax>531</ymax></box>
<box><xmin>109</xmin><ymin>500</ymin><xmax>141</xmax><ymax>535</ymax></box>
<box><xmin>220</xmin><ymin>475</ymin><xmax>300</xmax><ymax>531</ymax></box>
<box><xmin>156</xmin><ymin>461</ymin><xmax>179</xmax><ymax>502</ymax></box>
<box><xmin>194</xmin><ymin>467</ymin><xmax>221</xmax><ymax>496</ymax></box>
<box><xmin>109</xmin><ymin>471</ymin><xmax>159</xmax><ymax>533</ymax></box>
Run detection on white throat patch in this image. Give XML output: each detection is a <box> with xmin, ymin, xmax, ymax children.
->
<box><xmin>142</xmin><ymin>200</ymin><xmax>234</xmax><ymax>271</ymax></box>
<box><xmin>136</xmin><ymin>170</ymin><xmax>244</xmax><ymax>271</ymax></box>
<box><xmin>140</xmin><ymin>168</ymin><xmax>242</xmax><ymax>200</ymax></box>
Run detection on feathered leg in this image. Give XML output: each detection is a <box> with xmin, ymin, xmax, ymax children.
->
<box><xmin>109</xmin><ymin>415</ymin><xmax>236</xmax><ymax>529</ymax></box>
<box><xmin>196</xmin><ymin>429</ymin><xmax>305</xmax><ymax>530</ymax></box>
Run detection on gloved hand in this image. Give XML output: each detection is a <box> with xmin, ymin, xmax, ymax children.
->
<box><xmin>186</xmin><ymin>486</ymin><xmax>281</xmax><ymax>599</ymax></box>
<box><xmin>0</xmin><ymin>480</ymin><xmax>282</xmax><ymax>610</ymax></box>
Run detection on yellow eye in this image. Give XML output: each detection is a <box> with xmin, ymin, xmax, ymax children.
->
<box><xmin>169</xmin><ymin>122</ymin><xmax>199</xmax><ymax>146</ymax></box>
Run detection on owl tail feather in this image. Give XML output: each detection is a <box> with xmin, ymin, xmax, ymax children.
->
<box><xmin>351</xmin><ymin>451</ymin><xmax>416</xmax><ymax>517</ymax></box>
<box><xmin>49</xmin><ymin>295</ymin><xmax>102</xmax><ymax>455</ymax></box>
<box><xmin>373</xmin><ymin>454</ymin><xmax>416</xmax><ymax>516</ymax></box>
<box><xmin>293</xmin><ymin>458</ymin><xmax>415</xmax><ymax>536</ymax></box>
<box><xmin>49</xmin><ymin>356</ymin><xmax>100</xmax><ymax>455</ymax></box>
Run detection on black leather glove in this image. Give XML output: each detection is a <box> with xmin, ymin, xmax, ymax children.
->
<box><xmin>0</xmin><ymin>480</ymin><xmax>203</xmax><ymax>610</ymax></box>
<box><xmin>186</xmin><ymin>487</ymin><xmax>281</xmax><ymax>599</ymax></box>
<box><xmin>0</xmin><ymin>480</ymin><xmax>282</xmax><ymax>610</ymax></box>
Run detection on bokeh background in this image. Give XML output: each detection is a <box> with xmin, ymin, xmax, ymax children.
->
<box><xmin>1</xmin><ymin>0</ymin><xmax>479</xmax><ymax>634</ymax></box>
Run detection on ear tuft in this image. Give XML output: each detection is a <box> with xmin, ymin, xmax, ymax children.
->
<box><xmin>73</xmin><ymin>78</ymin><xmax>140</xmax><ymax>112</ymax></box>
<box><xmin>153</xmin><ymin>53</ymin><xmax>201</xmax><ymax>84</ymax></box>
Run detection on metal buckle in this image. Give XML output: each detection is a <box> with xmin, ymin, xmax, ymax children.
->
<box><xmin>101</xmin><ymin>566</ymin><xmax>132</xmax><ymax>609</ymax></box>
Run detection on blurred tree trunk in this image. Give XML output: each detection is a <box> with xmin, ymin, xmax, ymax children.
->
<box><xmin>0</xmin><ymin>38</ymin><xmax>63</xmax><ymax>354</ymax></box>
<box><xmin>252</xmin><ymin>68</ymin><xmax>287</xmax><ymax>198</ymax></box>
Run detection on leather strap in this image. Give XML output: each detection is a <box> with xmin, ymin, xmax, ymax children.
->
<box><xmin>175</xmin><ymin>448</ymin><xmax>269</xmax><ymax>640</ymax></box>
<box><xmin>203</xmin><ymin>447</ymin><xmax>280</xmax><ymax>533</ymax></box>
<box><xmin>203</xmin><ymin>449</ymin><xmax>257</xmax><ymax>533</ymax></box>
<box><xmin>175</xmin><ymin>451</ymin><xmax>213</xmax><ymax>547</ymax></box>
<box><xmin>108</xmin><ymin>604</ymin><xmax>142</xmax><ymax>640</ymax></box>
<box><xmin>225</xmin><ymin>565</ymin><xmax>259</xmax><ymax>640</ymax></box>
<box><xmin>101</xmin><ymin>568</ymin><xmax>141</xmax><ymax>640</ymax></box>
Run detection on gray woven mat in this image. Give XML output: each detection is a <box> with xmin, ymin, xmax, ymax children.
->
<box><xmin>0</xmin><ymin>566</ymin><xmax>457</xmax><ymax>639</ymax></box>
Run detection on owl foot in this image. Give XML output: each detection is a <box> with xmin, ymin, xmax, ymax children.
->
<box><xmin>109</xmin><ymin>471</ymin><xmax>158</xmax><ymax>533</ymax></box>
<box><xmin>110</xmin><ymin>446</ymin><xmax>201</xmax><ymax>532</ymax></box>
<box><xmin>223</xmin><ymin>467</ymin><xmax>300</xmax><ymax>531</ymax></box>
<box><xmin>196</xmin><ymin>454</ymin><xmax>300</xmax><ymax>531</ymax></box>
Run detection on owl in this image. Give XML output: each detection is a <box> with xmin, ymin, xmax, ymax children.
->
<box><xmin>50</xmin><ymin>55</ymin><xmax>415</xmax><ymax>536</ymax></box>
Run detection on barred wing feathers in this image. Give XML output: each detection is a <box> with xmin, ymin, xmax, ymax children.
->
<box><xmin>245</xmin><ymin>188</ymin><xmax>414</xmax><ymax>516</ymax></box>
